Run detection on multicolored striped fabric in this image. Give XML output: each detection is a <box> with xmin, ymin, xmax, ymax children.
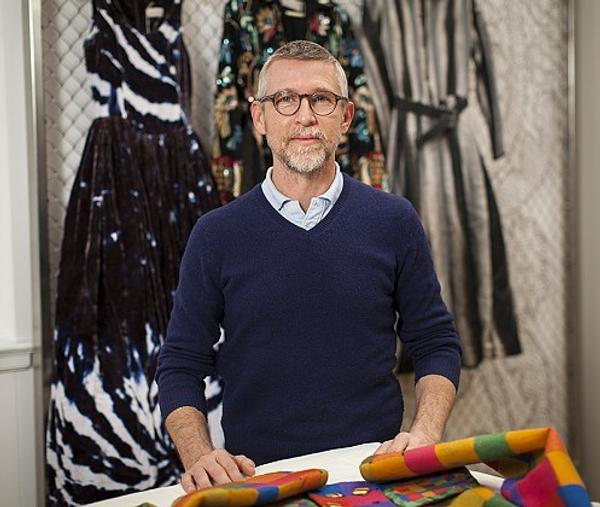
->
<box><xmin>172</xmin><ymin>469</ymin><xmax>328</xmax><ymax>507</ymax></box>
<box><xmin>360</xmin><ymin>427</ymin><xmax>591</xmax><ymax>506</ymax></box>
<box><xmin>172</xmin><ymin>471</ymin><xmax>479</xmax><ymax>507</ymax></box>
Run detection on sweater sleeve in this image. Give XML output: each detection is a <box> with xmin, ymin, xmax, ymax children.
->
<box><xmin>156</xmin><ymin>219</ymin><xmax>224</xmax><ymax>420</ymax></box>
<box><xmin>394</xmin><ymin>204</ymin><xmax>463</xmax><ymax>390</ymax></box>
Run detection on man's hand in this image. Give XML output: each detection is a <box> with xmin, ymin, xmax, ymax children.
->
<box><xmin>181</xmin><ymin>449</ymin><xmax>255</xmax><ymax>492</ymax></box>
<box><xmin>374</xmin><ymin>429</ymin><xmax>437</xmax><ymax>454</ymax></box>
<box><xmin>374</xmin><ymin>374</ymin><xmax>456</xmax><ymax>455</ymax></box>
<box><xmin>165</xmin><ymin>407</ymin><xmax>256</xmax><ymax>492</ymax></box>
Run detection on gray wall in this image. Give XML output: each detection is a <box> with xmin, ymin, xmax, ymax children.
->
<box><xmin>576</xmin><ymin>0</ymin><xmax>600</xmax><ymax>496</ymax></box>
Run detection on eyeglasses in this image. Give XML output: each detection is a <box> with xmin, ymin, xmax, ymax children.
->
<box><xmin>252</xmin><ymin>90</ymin><xmax>348</xmax><ymax>116</ymax></box>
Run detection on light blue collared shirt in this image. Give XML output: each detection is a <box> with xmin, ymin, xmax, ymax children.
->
<box><xmin>261</xmin><ymin>164</ymin><xmax>344</xmax><ymax>230</ymax></box>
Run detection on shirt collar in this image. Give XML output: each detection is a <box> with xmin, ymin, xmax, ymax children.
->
<box><xmin>261</xmin><ymin>163</ymin><xmax>344</xmax><ymax>212</ymax></box>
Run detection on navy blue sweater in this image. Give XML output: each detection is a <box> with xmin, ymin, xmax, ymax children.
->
<box><xmin>157</xmin><ymin>174</ymin><xmax>462</xmax><ymax>465</ymax></box>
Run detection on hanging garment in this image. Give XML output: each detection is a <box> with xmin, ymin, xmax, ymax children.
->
<box><xmin>360</xmin><ymin>0</ymin><xmax>521</xmax><ymax>367</ymax></box>
<box><xmin>45</xmin><ymin>1</ymin><xmax>221</xmax><ymax>504</ymax></box>
<box><xmin>211</xmin><ymin>0</ymin><xmax>386</xmax><ymax>203</ymax></box>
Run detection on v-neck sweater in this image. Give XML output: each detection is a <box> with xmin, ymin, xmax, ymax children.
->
<box><xmin>157</xmin><ymin>174</ymin><xmax>462</xmax><ymax>465</ymax></box>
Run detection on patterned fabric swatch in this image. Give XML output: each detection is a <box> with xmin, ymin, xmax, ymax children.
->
<box><xmin>360</xmin><ymin>427</ymin><xmax>591</xmax><ymax>507</ymax></box>
<box><xmin>381</xmin><ymin>470</ymin><xmax>478</xmax><ymax>506</ymax></box>
<box><xmin>200</xmin><ymin>473</ymin><xmax>477</xmax><ymax>507</ymax></box>
<box><xmin>308</xmin><ymin>481</ymin><xmax>396</xmax><ymax>506</ymax></box>
<box><xmin>448</xmin><ymin>487</ymin><xmax>515</xmax><ymax>507</ymax></box>
<box><xmin>172</xmin><ymin>469</ymin><xmax>328</xmax><ymax>507</ymax></box>
<box><xmin>270</xmin><ymin>498</ymin><xmax>319</xmax><ymax>507</ymax></box>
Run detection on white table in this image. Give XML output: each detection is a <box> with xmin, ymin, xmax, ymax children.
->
<box><xmin>86</xmin><ymin>442</ymin><xmax>591</xmax><ymax>507</ymax></box>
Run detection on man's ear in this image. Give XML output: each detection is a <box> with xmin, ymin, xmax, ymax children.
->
<box><xmin>341</xmin><ymin>100</ymin><xmax>355</xmax><ymax>133</ymax></box>
<box><xmin>250</xmin><ymin>100</ymin><xmax>267</xmax><ymax>135</ymax></box>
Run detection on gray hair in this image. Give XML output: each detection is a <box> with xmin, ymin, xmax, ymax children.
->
<box><xmin>256</xmin><ymin>40</ymin><xmax>348</xmax><ymax>98</ymax></box>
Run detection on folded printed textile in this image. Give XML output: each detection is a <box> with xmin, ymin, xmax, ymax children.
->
<box><xmin>172</xmin><ymin>470</ymin><xmax>328</xmax><ymax>507</ymax></box>
<box><xmin>172</xmin><ymin>469</ymin><xmax>477</xmax><ymax>506</ymax></box>
<box><xmin>304</xmin><ymin>471</ymin><xmax>478</xmax><ymax>506</ymax></box>
<box><xmin>171</xmin><ymin>428</ymin><xmax>591</xmax><ymax>507</ymax></box>
<box><xmin>360</xmin><ymin>427</ymin><xmax>591</xmax><ymax>506</ymax></box>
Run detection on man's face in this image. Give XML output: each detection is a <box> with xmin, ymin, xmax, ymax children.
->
<box><xmin>251</xmin><ymin>59</ymin><xmax>355</xmax><ymax>175</ymax></box>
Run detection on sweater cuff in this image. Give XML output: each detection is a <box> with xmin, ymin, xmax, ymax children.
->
<box><xmin>158</xmin><ymin>384</ymin><xmax>208</xmax><ymax>421</ymax></box>
<box><xmin>413</xmin><ymin>350</ymin><xmax>461</xmax><ymax>391</ymax></box>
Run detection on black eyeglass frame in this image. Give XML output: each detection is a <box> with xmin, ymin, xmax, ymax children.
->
<box><xmin>252</xmin><ymin>90</ymin><xmax>349</xmax><ymax>116</ymax></box>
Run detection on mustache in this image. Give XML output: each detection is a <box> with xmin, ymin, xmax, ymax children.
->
<box><xmin>285</xmin><ymin>129</ymin><xmax>325</xmax><ymax>142</ymax></box>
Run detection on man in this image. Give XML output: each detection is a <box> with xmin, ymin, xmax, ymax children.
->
<box><xmin>156</xmin><ymin>40</ymin><xmax>462</xmax><ymax>493</ymax></box>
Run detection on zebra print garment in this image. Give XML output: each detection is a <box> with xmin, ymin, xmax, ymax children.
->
<box><xmin>46</xmin><ymin>1</ymin><xmax>220</xmax><ymax>504</ymax></box>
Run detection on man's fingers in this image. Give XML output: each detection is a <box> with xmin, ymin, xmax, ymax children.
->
<box><xmin>181</xmin><ymin>472</ymin><xmax>197</xmax><ymax>493</ymax></box>
<box><xmin>204</xmin><ymin>457</ymin><xmax>235</xmax><ymax>485</ymax></box>
<box><xmin>215</xmin><ymin>451</ymin><xmax>246</xmax><ymax>482</ymax></box>
<box><xmin>183</xmin><ymin>449</ymin><xmax>253</xmax><ymax>492</ymax></box>
<box><xmin>388</xmin><ymin>432</ymin><xmax>410</xmax><ymax>453</ymax></box>
<box><xmin>234</xmin><ymin>454</ymin><xmax>256</xmax><ymax>477</ymax></box>
<box><xmin>405</xmin><ymin>432</ymin><xmax>435</xmax><ymax>451</ymax></box>
<box><xmin>405</xmin><ymin>440</ymin><xmax>424</xmax><ymax>452</ymax></box>
<box><xmin>374</xmin><ymin>440</ymin><xmax>392</xmax><ymax>454</ymax></box>
<box><xmin>189</xmin><ymin>466</ymin><xmax>212</xmax><ymax>490</ymax></box>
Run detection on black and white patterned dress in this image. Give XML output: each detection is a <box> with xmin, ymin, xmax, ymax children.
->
<box><xmin>45</xmin><ymin>1</ymin><xmax>220</xmax><ymax>504</ymax></box>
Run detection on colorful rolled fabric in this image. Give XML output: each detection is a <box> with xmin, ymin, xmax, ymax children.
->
<box><xmin>360</xmin><ymin>427</ymin><xmax>591</xmax><ymax>507</ymax></box>
<box><xmin>197</xmin><ymin>471</ymin><xmax>477</xmax><ymax>507</ymax></box>
<box><xmin>172</xmin><ymin>469</ymin><xmax>328</xmax><ymax>507</ymax></box>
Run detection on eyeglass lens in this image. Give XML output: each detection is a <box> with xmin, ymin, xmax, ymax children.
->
<box><xmin>273</xmin><ymin>91</ymin><xmax>338</xmax><ymax>116</ymax></box>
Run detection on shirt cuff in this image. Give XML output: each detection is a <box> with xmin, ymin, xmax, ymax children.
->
<box><xmin>158</xmin><ymin>384</ymin><xmax>208</xmax><ymax>421</ymax></box>
<box><xmin>413</xmin><ymin>349</ymin><xmax>461</xmax><ymax>391</ymax></box>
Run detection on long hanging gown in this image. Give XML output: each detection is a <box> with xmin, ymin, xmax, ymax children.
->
<box><xmin>360</xmin><ymin>0</ymin><xmax>521</xmax><ymax>367</ymax></box>
<box><xmin>45</xmin><ymin>1</ymin><xmax>221</xmax><ymax>504</ymax></box>
<box><xmin>211</xmin><ymin>0</ymin><xmax>386</xmax><ymax>203</ymax></box>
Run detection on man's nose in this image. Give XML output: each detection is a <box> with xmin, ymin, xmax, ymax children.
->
<box><xmin>295</xmin><ymin>96</ymin><xmax>317</xmax><ymax>125</ymax></box>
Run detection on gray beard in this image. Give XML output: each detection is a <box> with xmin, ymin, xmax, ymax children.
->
<box><xmin>278</xmin><ymin>143</ymin><xmax>332</xmax><ymax>175</ymax></box>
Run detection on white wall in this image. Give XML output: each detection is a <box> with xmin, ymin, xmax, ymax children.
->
<box><xmin>576</xmin><ymin>0</ymin><xmax>600</xmax><ymax>497</ymax></box>
<box><xmin>0</xmin><ymin>0</ymin><xmax>36</xmax><ymax>346</ymax></box>
<box><xmin>0</xmin><ymin>0</ymin><xmax>43</xmax><ymax>505</ymax></box>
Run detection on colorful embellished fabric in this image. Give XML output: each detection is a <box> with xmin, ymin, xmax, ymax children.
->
<box><xmin>448</xmin><ymin>488</ymin><xmax>514</xmax><ymax>507</ymax></box>
<box><xmin>308</xmin><ymin>481</ymin><xmax>396</xmax><ymax>506</ymax></box>
<box><xmin>172</xmin><ymin>469</ymin><xmax>328</xmax><ymax>507</ymax></box>
<box><xmin>360</xmin><ymin>427</ymin><xmax>591</xmax><ymax>506</ymax></box>
<box><xmin>212</xmin><ymin>0</ymin><xmax>387</xmax><ymax>203</ymax></box>
<box><xmin>270</xmin><ymin>499</ymin><xmax>318</xmax><ymax>507</ymax></box>
<box><xmin>381</xmin><ymin>471</ymin><xmax>478</xmax><ymax>507</ymax></box>
<box><xmin>268</xmin><ymin>472</ymin><xmax>476</xmax><ymax>507</ymax></box>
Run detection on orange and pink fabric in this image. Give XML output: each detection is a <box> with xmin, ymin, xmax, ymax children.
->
<box><xmin>172</xmin><ymin>469</ymin><xmax>328</xmax><ymax>507</ymax></box>
<box><xmin>171</xmin><ymin>427</ymin><xmax>591</xmax><ymax>506</ymax></box>
<box><xmin>360</xmin><ymin>427</ymin><xmax>591</xmax><ymax>506</ymax></box>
